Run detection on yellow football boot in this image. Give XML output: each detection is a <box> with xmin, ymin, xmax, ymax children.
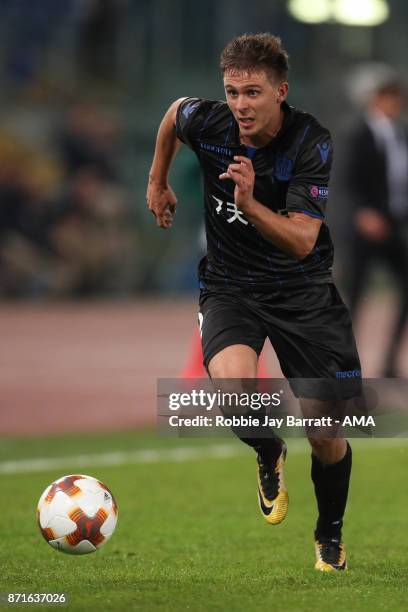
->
<box><xmin>315</xmin><ymin>537</ymin><xmax>347</xmax><ymax>571</ymax></box>
<box><xmin>257</xmin><ymin>443</ymin><xmax>288</xmax><ymax>525</ymax></box>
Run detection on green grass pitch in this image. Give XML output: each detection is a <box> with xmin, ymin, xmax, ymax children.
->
<box><xmin>0</xmin><ymin>432</ymin><xmax>407</xmax><ymax>611</ymax></box>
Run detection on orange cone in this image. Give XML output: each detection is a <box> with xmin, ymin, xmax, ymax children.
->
<box><xmin>180</xmin><ymin>327</ymin><xmax>268</xmax><ymax>378</ymax></box>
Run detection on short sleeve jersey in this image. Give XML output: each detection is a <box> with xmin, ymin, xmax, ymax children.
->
<box><xmin>176</xmin><ymin>97</ymin><xmax>334</xmax><ymax>290</ymax></box>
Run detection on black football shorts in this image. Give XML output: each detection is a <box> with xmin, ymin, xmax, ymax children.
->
<box><xmin>198</xmin><ymin>283</ymin><xmax>361</xmax><ymax>400</ymax></box>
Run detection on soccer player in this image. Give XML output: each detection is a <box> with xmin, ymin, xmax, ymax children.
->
<box><xmin>147</xmin><ymin>33</ymin><xmax>361</xmax><ymax>571</ymax></box>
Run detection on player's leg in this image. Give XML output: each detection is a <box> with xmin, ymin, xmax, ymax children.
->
<box><xmin>208</xmin><ymin>344</ymin><xmax>288</xmax><ymax>525</ymax></box>
<box><xmin>207</xmin><ymin>343</ymin><xmax>258</xmax><ymax>378</ymax></box>
<box><xmin>201</xmin><ymin>289</ymin><xmax>288</xmax><ymax>525</ymax></box>
<box><xmin>300</xmin><ymin>398</ymin><xmax>351</xmax><ymax>572</ymax></box>
<box><xmin>180</xmin><ymin>328</ymin><xmax>270</xmax><ymax>378</ymax></box>
<box><xmin>260</xmin><ymin>282</ymin><xmax>360</xmax><ymax>566</ymax></box>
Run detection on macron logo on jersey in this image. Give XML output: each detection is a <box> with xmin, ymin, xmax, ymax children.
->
<box><xmin>316</xmin><ymin>142</ymin><xmax>330</xmax><ymax>164</ymax></box>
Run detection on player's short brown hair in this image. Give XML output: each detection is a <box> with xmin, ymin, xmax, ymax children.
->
<box><xmin>220</xmin><ymin>33</ymin><xmax>289</xmax><ymax>83</ymax></box>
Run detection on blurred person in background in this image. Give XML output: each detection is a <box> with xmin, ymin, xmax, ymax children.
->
<box><xmin>0</xmin><ymin>102</ymin><xmax>135</xmax><ymax>298</ymax></box>
<box><xmin>345</xmin><ymin>65</ymin><xmax>408</xmax><ymax>377</ymax></box>
<box><xmin>58</xmin><ymin>103</ymin><xmax>120</xmax><ymax>181</ymax></box>
<box><xmin>76</xmin><ymin>0</ymin><xmax>123</xmax><ymax>82</ymax></box>
<box><xmin>52</xmin><ymin>104</ymin><xmax>135</xmax><ymax>296</ymax></box>
<box><xmin>0</xmin><ymin>137</ymin><xmax>65</xmax><ymax>297</ymax></box>
<box><xmin>1</xmin><ymin>0</ymin><xmax>77</xmax><ymax>91</ymax></box>
<box><xmin>48</xmin><ymin>166</ymin><xmax>133</xmax><ymax>296</ymax></box>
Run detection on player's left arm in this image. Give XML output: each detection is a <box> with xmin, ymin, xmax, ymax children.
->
<box><xmin>220</xmin><ymin>156</ymin><xmax>321</xmax><ymax>260</ymax></box>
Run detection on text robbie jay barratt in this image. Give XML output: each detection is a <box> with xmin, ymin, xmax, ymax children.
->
<box><xmin>167</xmin><ymin>415</ymin><xmax>376</xmax><ymax>427</ymax></box>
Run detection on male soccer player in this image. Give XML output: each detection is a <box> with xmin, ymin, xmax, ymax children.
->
<box><xmin>147</xmin><ymin>33</ymin><xmax>361</xmax><ymax>571</ymax></box>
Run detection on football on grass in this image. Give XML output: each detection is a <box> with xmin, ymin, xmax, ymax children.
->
<box><xmin>37</xmin><ymin>474</ymin><xmax>118</xmax><ymax>555</ymax></box>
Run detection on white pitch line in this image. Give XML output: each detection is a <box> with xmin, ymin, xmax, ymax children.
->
<box><xmin>0</xmin><ymin>437</ymin><xmax>406</xmax><ymax>475</ymax></box>
<box><xmin>0</xmin><ymin>444</ymin><xmax>246</xmax><ymax>475</ymax></box>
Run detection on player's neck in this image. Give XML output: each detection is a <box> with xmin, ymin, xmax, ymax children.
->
<box><xmin>240</xmin><ymin>107</ymin><xmax>284</xmax><ymax>148</ymax></box>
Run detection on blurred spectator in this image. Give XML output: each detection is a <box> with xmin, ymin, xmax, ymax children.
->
<box><xmin>344</xmin><ymin>64</ymin><xmax>408</xmax><ymax>377</ymax></box>
<box><xmin>58</xmin><ymin>103</ymin><xmax>120</xmax><ymax>180</ymax></box>
<box><xmin>0</xmin><ymin>136</ymin><xmax>64</xmax><ymax>297</ymax></box>
<box><xmin>76</xmin><ymin>0</ymin><xmax>123</xmax><ymax>82</ymax></box>
<box><xmin>1</xmin><ymin>0</ymin><xmax>79</xmax><ymax>89</ymax></box>
<box><xmin>51</xmin><ymin>103</ymin><xmax>136</xmax><ymax>296</ymax></box>
<box><xmin>48</xmin><ymin>167</ymin><xmax>134</xmax><ymax>296</ymax></box>
<box><xmin>0</xmin><ymin>102</ymin><xmax>136</xmax><ymax>299</ymax></box>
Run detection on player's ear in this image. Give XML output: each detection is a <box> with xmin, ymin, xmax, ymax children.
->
<box><xmin>276</xmin><ymin>82</ymin><xmax>289</xmax><ymax>104</ymax></box>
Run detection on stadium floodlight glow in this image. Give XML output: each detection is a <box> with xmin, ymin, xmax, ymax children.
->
<box><xmin>334</xmin><ymin>0</ymin><xmax>389</xmax><ymax>26</ymax></box>
<box><xmin>288</xmin><ymin>0</ymin><xmax>390</xmax><ymax>25</ymax></box>
<box><xmin>287</xmin><ymin>0</ymin><xmax>332</xmax><ymax>24</ymax></box>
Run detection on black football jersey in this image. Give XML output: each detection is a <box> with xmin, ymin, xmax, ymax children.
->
<box><xmin>175</xmin><ymin>97</ymin><xmax>334</xmax><ymax>290</ymax></box>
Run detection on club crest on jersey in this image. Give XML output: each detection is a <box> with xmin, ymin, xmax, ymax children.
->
<box><xmin>274</xmin><ymin>154</ymin><xmax>294</xmax><ymax>181</ymax></box>
<box><xmin>212</xmin><ymin>195</ymin><xmax>248</xmax><ymax>225</ymax></box>
<box><xmin>310</xmin><ymin>185</ymin><xmax>329</xmax><ymax>199</ymax></box>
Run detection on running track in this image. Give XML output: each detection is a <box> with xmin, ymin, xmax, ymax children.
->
<box><xmin>0</xmin><ymin>296</ymin><xmax>406</xmax><ymax>435</ymax></box>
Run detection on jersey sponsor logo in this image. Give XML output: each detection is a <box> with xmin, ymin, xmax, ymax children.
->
<box><xmin>182</xmin><ymin>100</ymin><xmax>199</xmax><ymax>118</ymax></box>
<box><xmin>200</xmin><ymin>142</ymin><xmax>233</xmax><ymax>156</ymax></box>
<box><xmin>274</xmin><ymin>154</ymin><xmax>294</xmax><ymax>181</ymax></box>
<box><xmin>316</xmin><ymin>142</ymin><xmax>330</xmax><ymax>164</ymax></box>
<box><xmin>212</xmin><ymin>195</ymin><xmax>248</xmax><ymax>225</ymax></box>
<box><xmin>335</xmin><ymin>369</ymin><xmax>361</xmax><ymax>379</ymax></box>
<box><xmin>310</xmin><ymin>185</ymin><xmax>329</xmax><ymax>199</ymax></box>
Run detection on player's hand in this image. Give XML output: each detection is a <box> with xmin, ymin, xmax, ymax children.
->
<box><xmin>146</xmin><ymin>178</ymin><xmax>177</xmax><ymax>228</ymax></box>
<box><xmin>219</xmin><ymin>156</ymin><xmax>255</xmax><ymax>212</ymax></box>
<box><xmin>355</xmin><ymin>208</ymin><xmax>390</xmax><ymax>242</ymax></box>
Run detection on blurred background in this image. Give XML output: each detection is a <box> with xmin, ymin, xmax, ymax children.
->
<box><xmin>1</xmin><ymin>0</ymin><xmax>408</xmax><ymax>435</ymax></box>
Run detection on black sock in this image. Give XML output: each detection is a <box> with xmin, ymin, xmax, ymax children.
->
<box><xmin>212</xmin><ymin>379</ymin><xmax>284</xmax><ymax>460</ymax></box>
<box><xmin>311</xmin><ymin>442</ymin><xmax>352</xmax><ymax>540</ymax></box>
<box><xmin>235</xmin><ymin>431</ymin><xmax>284</xmax><ymax>463</ymax></box>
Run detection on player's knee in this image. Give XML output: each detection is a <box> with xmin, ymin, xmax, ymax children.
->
<box><xmin>308</xmin><ymin>437</ymin><xmax>332</xmax><ymax>452</ymax></box>
<box><xmin>308</xmin><ymin>437</ymin><xmax>347</xmax><ymax>463</ymax></box>
<box><xmin>208</xmin><ymin>344</ymin><xmax>258</xmax><ymax>378</ymax></box>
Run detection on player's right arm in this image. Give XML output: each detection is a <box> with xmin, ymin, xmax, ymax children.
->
<box><xmin>147</xmin><ymin>98</ymin><xmax>187</xmax><ymax>228</ymax></box>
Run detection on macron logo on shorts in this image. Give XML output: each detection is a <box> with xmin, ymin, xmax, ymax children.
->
<box><xmin>335</xmin><ymin>370</ymin><xmax>361</xmax><ymax>379</ymax></box>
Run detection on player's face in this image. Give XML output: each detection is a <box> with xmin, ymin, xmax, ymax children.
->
<box><xmin>223</xmin><ymin>70</ymin><xmax>288</xmax><ymax>144</ymax></box>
